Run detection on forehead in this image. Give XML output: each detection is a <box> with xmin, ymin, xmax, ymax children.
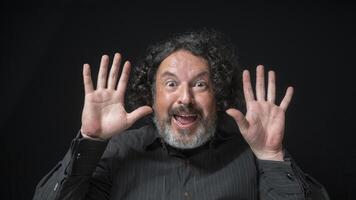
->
<box><xmin>156</xmin><ymin>50</ymin><xmax>210</xmax><ymax>77</ymax></box>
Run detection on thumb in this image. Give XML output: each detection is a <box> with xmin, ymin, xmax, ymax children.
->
<box><xmin>225</xmin><ymin>108</ymin><xmax>249</xmax><ymax>133</ymax></box>
<box><xmin>127</xmin><ymin>106</ymin><xmax>153</xmax><ymax>125</ymax></box>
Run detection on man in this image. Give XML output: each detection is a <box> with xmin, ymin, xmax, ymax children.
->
<box><xmin>33</xmin><ymin>29</ymin><xmax>328</xmax><ymax>199</ymax></box>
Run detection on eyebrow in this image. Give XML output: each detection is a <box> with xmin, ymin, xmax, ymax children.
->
<box><xmin>160</xmin><ymin>71</ymin><xmax>177</xmax><ymax>79</ymax></box>
<box><xmin>160</xmin><ymin>70</ymin><xmax>210</xmax><ymax>79</ymax></box>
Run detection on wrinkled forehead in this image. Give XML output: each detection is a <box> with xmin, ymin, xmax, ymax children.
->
<box><xmin>156</xmin><ymin>50</ymin><xmax>210</xmax><ymax>79</ymax></box>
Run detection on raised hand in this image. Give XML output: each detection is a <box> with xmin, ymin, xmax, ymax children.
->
<box><xmin>80</xmin><ymin>53</ymin><xmax>153</xmax><ymax>140</ymax></box>
<box><xmin>226</xmin><ymin>65</ymin><xmax>293</xmax><ymax>161</ymax></box>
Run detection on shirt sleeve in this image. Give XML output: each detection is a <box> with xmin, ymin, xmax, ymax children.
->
<box><xmin>257</xmin><ymin>151</ymin><xmax>330</xmax><ymax>200</ymax></box>
<box><xmin>32</xmin><ymin>132</ymin><xmax>108</xmax><ymax>200</ymax></box>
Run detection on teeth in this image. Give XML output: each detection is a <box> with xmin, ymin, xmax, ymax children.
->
<box><xmin>174</xmin><ymin>114</ymin><xmax>198</xmax><ymax>125</ymax></box>
<box><xmin>175</xmin><ymin>114</ymin><xmax>197</xmax><ymax>117</ymax></box>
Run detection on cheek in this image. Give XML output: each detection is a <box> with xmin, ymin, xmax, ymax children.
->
<box><xmin>154</xmin><ymin>89</ymin><xmax>176</xmax><ymax>116</ymax></box>
<box><xmin>195</xmin><ymin>94</ymin><xmax>216</xmax><ymax>116</ymax></box>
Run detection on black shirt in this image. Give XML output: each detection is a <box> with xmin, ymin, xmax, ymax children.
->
<box><xmin>33</xmin><ymin>125</ymin><xmax>329</xmax><ymax>200</ymax></box>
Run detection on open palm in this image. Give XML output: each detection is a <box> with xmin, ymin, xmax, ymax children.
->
<box><xmin>226</xmin><ymin>65</ymin><xmax>293</xmax><ymax>161</ymax></box>
<box><xmin>81</xmin><ymin>53</ymin><xmax>152</xmax><ymax>140</ymax></box>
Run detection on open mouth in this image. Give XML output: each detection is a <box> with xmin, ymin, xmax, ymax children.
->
<box><xmin>172</xmin><ymin>114</ymin><xmax>199</xmax><ymax>128</ymax></box>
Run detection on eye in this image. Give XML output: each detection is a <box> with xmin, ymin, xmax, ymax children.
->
<box><xmin>194</xmin><ymin>80</ymin><xmax>207</xmax><ymax>88</ymax></box>
<box><xmin>165</xmin><ymin>80</ymin><xmax>177</xmax><ymax>88</ymax></box>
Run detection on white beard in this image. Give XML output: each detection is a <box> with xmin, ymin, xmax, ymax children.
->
<box><xmin>153</xmin><ymin>112</ymin><xmax>216</xmax><ymax>149</ymax></box>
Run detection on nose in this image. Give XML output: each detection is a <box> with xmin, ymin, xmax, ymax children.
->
<box><xmin>177</xmin><ymin>84</ymin><xmax>194</xmax><ymax>105</ymax></box>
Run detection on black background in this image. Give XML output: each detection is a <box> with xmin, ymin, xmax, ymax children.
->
<box><xmin>2</xmin><ymin>1</ymin><xmax>355</xmax><ymax>199</ymax></box>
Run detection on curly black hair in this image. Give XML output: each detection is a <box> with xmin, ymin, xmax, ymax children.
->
<box><xmin>126</xmin><ymin>28</ymin><xmax>244</xmax><ymax>114</ymax></box>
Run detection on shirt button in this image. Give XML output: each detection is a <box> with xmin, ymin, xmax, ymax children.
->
<box><xmin>54</xmin><ymin>182</ymin><xmax>59</xmax><ymax>191</ymax></box>
<box><xmin>76</xmin><ymin>153</ymin><xmax>81</xmax><ymax>160</ymax></box>
<box><xmin>286</xmin><ymin>172</ymin><xmax>294</xmax><ymax>180</ymax></box>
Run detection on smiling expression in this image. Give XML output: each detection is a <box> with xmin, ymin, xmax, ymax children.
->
<box><xmin>153</xmin><ymin>50</ymin><xmax>217</xmax><ymax>149</ymax></box>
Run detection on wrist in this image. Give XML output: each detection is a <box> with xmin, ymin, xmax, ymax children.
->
<box><xmin>81</xmin><ymin>131</ymin><xmax>106</xmax><ymax>141</ymax></box>
<box><xmin>253</xmin><ymin>149</ymin><xmax>284</xmax><ymax>161</ymax></box>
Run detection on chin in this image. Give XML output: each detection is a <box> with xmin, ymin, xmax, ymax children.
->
<box><xmin>153</xmin><ymin>112</ymin><xmax>217</xmax><ymax>149</ymax></box>
<box><xmin>161</xmin><ymin>122</ymin><xmax>213</xmax><ymax>149</ymax></box>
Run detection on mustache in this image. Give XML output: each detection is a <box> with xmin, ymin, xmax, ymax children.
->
<box><xmin>168</xmin><ymin>104</ymin><xmax>202</xmax><ymax>116</ymax></box>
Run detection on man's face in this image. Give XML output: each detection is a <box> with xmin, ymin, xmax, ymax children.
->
<box><xmin>153</xmin><ymin>50</ymin><xmax>217</xmax><ymax>149</ymax></box>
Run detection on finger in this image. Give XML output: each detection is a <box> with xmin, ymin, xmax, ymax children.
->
<box><xmin>267</xmin><ymin>70</ymin><xmax>276</xmax><ymax>103</ymax></box>
<box><xmin>280</xmin><ymin>86</ymin><xmax>294</xmax><ymax>111</ymax></box>
<box><xmin>243</xmin><ymin>70</ymin><xmax>255</xmax><ymax>107</ymax></box>
<box><xmin>116</xmin><ymin>61</ymin><xmax>131</xmax><ymax>97</ymax></box>
<box><xmin>108</xmin><ymin>53</ymin><xmax>122</xmax><ymax>89</ymax></box>
<box><xmin>256</xmin><ymin>65</ymin><xmax>266</xmax><ymax>101</ymax></box>
<box><xmin>127</xmin><ymin>106</ymin><xmax>153</xmax><ymax>125</ymax></box>
<box><xmin>97</xmin><ymin>55</ymin><xmax>110</xmax><ymax>89</ymax></box>
<box><xmin>83</xmin><ymin>64</ymin><xmax>94</xmax><ymax>94</ymax></box>
<box><xmin>225</xmin><ymin>108</ymin><xmax>249</xmax><ymax>133</ymax></box>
